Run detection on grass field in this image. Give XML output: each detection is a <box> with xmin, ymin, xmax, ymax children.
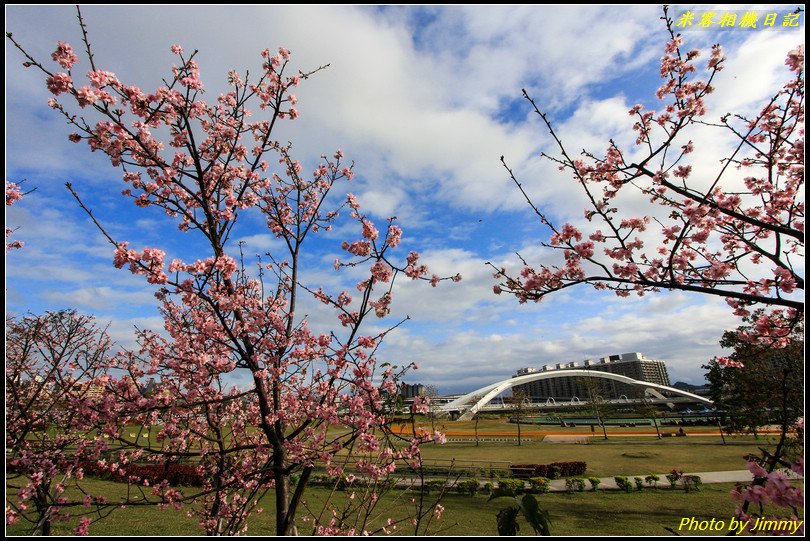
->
<box><xmin>7</xmin><ymin>477</ymin><xmax>796</xmax><ymax>536</ymax></box>
<box><xmin>415</xmin><ymin>439</ymin><xmax>771</xmax><ymax>477</ymax></box>
<box><xmin>401</xmin><ymin>417</ymin><xmax>779</xmax><ymax>439</ymax></box>
<box><xmin>9</xmin><ymin>419</ymin><xmax>792</xmax><ymax>535</ymax></box>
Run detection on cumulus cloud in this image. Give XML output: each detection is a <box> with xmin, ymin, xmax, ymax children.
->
<box><xmin>6</xmin><ymin>5</ymin><xmax>798</xmax><ymax>396</ymax></box>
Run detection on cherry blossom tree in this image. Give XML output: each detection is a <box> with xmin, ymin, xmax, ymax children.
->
<box><xmin>494</xmin><ymin>6</ymin><xmax>804</xmax><ymax>534</ymax></box>
<box><xmin>5</xmin><ymin>310</ymin><xmax>115</xmax><ymax>535</ymax></box>
<box><xmin>493</xmin><ymin>7</ymin><xmax>803</xmax><ymax>356</ymax></box>
<box><xmin>731</xmin><ymin>418</ymin><xmax>804</xmax><ymax>535</ymax></box>
<box><xmin>8</xmin><ymin>7</ymin><xmax>457</xmax><ymax>536</ymax></box>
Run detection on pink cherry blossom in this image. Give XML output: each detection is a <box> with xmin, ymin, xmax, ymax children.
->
<box><xmin>387</xmin><ymin>224</ymin><xmax>403</xmax><ymax>247</ymax></box>
<box><xmin>361</xmin><ymin>218</ymin><xmax>379</xmax><ymax>241</ymax></box>
<box><xmin>785</xmin><ymin>44</ymin><xmax>804</xmax><ymax>73</ymax></box>
<box><xmin>51</xmin><ymin>41</ymin><xmax>78</xmax><ymax>69</ymax></box>
<box><xmin>46</xmin><ymin>72</ymin><xmax>72</xmax><ymax>95</ymax></box>
<box><xmin>74</xmin><ymin>517</ymin><xmax>92</xmax><ymax>536</ymax></box>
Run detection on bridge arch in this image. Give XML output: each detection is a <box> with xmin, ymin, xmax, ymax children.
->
<box><xmin>440</xmin><ymin>369</ymin><xmax>711</xmax><ymax>421</ymax></box>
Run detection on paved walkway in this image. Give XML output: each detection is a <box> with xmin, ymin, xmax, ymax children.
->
<box><xmin>544</xmin><ymin>469</ymin><xmax>804</xmax><ymax>492</ymax></box>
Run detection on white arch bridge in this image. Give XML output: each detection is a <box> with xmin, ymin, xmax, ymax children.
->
<box><xmin>439</xmin><ymin>370</ymin><xmax>712</xmax><ymax>421</ymax></box>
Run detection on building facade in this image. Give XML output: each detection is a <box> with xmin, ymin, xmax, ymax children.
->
<box><xmin>398</xmin><ymin>382</ymin><xmax>426</xmax><ymax>399</ymax></box>
<box><xmin>513</xmin><ymin>352</ymin><xmax>671</xmax><ymax>401</ymax></box>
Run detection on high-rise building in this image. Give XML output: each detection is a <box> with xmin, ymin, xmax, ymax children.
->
<box><xmin>399</xmin><ymin>382</ymin><xmax>426</xmax><ymax>399</ymax></box>
<box><xmin>513</xmin><ymin>352</ymin><xmax>671</xmax><ymax>400</ymax></box>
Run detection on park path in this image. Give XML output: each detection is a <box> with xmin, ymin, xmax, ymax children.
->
<box><xmin>544</xmin><ymin>469</ymin><xmax>804</xmax><ymax>492</ymax></box>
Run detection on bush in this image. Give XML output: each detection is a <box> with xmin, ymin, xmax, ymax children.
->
<box><xmin>77</xmin><ymin>460</ymin><xmax>206</xmax><ymax>487</ymax></box>
<box><xmin>510</xmin><ymin>461</ymin><xmax>587</xmax><ymax>479</ymax></box>
<box><xmin>614</xmin><ymin>476</ymin><xmax>633</xmax><ymax>492</ymax></box>
<box><xmin>587</xmin><ymin>477</ymin><xmax>601</xmax><ymax>491</ymax></box>
<box><xmin>566</xmin><ymin>478</ymin><xmax>586</xmax><ymax>492</ymax></box>
<box><xmin>422</xmin><ymin>479</ymin><xmax>446</xmax><ymax>494</ymax></box>
<box><xmin>483</xmin><ymin>482</ymin><xmax>494</xmax><ymax>495</ymax></box>
<box><xmin>633</xmin><ymin>477</ymin><xmax>644</xmax><ymax>490</ymax></box>
<box><xmin>497</xmin><ymin>478</ymin><xmax>526</xmax><ymax>496</ymax></box>
<box><xmin>455</xmin><ymin>478</ymin><xmax>480</xmax><ymax>497</ymax></box>
<box><xmin>682</xmin><ymin>475</ymin><xmax>703</xmax><ymax>493</ymax></box>
<box><xmin>666</xmin><ymin>469</ymin><xmax>684</xmax><ymax>489</ymax></box>
<box><xmin>528</xmin><ymin>477</ymin><xmax>551</xmax><ymax>494</ymax></box>
<box><xmin>644</xmin><ymin>474</ymin><xmax>660</xmax><ymax>488</ymax></box>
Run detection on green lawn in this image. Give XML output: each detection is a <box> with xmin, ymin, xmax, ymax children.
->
<box><xmin>7</xmin><ymin>478</ymin><xmax>792</xmax><ymax>536</ymax></box>
<box><xmin>416</xmin><ymin>440</ymin><xmax>770</xmax><ymax>477</ymax></box>
<box><xmin>9</xmin><ymin>425</ymin><xmax>789</xmax><ymax>535</ymax></box>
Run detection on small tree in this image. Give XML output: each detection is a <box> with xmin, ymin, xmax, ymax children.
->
<box><xmin>5</xmin><ymin>311</ymin><xmax>114</xmax><ymax>535</ymax></box>
<box><xmin>707</xmin><ymin>323</ymin><xmax>803</xmax><ymax>530</ymax></box>
<box><xmin>423</xmin><ymin>383</ymin><xmax>443</xmax><ymax>433</ymax></box>
<box><xmin>8</xmin><ymin>8</ymin><xmax>459</xmax><ymax>535</ymax></box>
<box><xmin>636</xmin><ymin>400</ymin><xmax>662</xmax><ymax>439</ymax></box>
<box><xmin>704</xmin><ymin>327</ymin><xmax>803</xmax><ymax>438</ymax></box>
<box><xmin>579</xmin><ymin>377</ymin><xmax>610</xmax><ymax>440</ymax></box>
<box><xmin>509</xmin><ymin>388</ymin><xmax>530</xmax><ymax>446</ymax></box>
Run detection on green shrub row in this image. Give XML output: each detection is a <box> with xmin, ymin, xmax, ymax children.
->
<box><xmin>510</xmin><ymin>461</ymin><xmax>587</xmax><ymax>479</ymax></box>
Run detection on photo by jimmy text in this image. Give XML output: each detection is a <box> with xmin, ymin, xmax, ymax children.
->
<box><xmin>678</xmin><ymin>516</ymin><xmax>804</xmax><ymax>535</ymax></box>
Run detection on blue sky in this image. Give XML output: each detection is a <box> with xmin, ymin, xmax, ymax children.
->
<box><xmin>5</xmin><ymin>5</ymin><xmax>804</xmax><ymax>393</ymax></box>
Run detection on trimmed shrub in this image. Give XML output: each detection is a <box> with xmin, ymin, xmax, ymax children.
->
<box><xmin>633</xmin><ymin>477</ymin><xmax>644</xmax><ymax>490</ymax></box>
<box><xmin>614</xmin><ymin>476</ymin><xmax>633</xmax><ymax>492</ymax></box>
<box><xmin>666</xmin><ymin>469</ymin><xmax>684</xmax><ymax>489</ymax></box>
<box><xmin>422</xmin><ymin>479</ymin><xmax>446</xmax><ymax>494</ymax></box>
<box><xmin>497</xmin><ymin>478</ymin><xmax>526</xmax><ymax>496</ymax></box>
<box><xmin>644</xmin><ymin>474</ymin><xmax>660</xmax><ymax>488</ymax></box>
<box><xmin>566</xmin><ymin>478</ymin><xmax>586</xmax><ymax>492</ymax></box>
<box><xmin>455</xmin><ymin>478</ymin><xmax>480</xmax><ymax>497</ymax></box>
<box><xmin>528</xmin><ymin>477</ymin><xmax>551</xmax><ymax>494</ymax></box>
<box><xmin>587</xmin><ymin>477</ymin><xmax>601</xmax><ymax>492</ymax></box>
<box><xmin>682</xmin><ymin>475</ymin><xmax>703</xmax><ymax>493</ymax></box>
<box><xmin>483</xmin><ymin>482</ymin><xmax>494</xmax><ymax>495</ymax></box>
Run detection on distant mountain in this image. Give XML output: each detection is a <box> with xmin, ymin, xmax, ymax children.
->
<box><xmin>672</xmin><ymin>381</ymin><xmax>711</xmax><ymax>396</ymax></box>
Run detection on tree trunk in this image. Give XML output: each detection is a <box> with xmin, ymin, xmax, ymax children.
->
<box><xmin>275</xmin><ymin>470</ymin><xmax>292</xmax><ymax>536</ymax></box>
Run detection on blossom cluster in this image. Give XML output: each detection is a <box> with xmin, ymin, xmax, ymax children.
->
<box><xmin>495</xmin><ymin>28</ymin><xmax>804</xmax><ymax>348</ymax></box>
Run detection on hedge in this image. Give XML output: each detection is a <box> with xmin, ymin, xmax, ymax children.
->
<box><xmin>510</xmin><ymin>461</ymin><xmax>587</xmax><ymax>479</ymax></box>
<box><xmin>77</xmin><ymin>461</ymin><xmax>207</xmax><ymax>487</ymax></box>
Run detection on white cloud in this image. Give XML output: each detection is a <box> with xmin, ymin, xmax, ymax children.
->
<box><xmin>6</xmin><ymin>5</ymin><xmax>799</xmax><ymax>398</ymax></box>
<box><xmin>41</xmin><ymin>286</ymin><xmax>157</xmax><ymax>312</ymax></box>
